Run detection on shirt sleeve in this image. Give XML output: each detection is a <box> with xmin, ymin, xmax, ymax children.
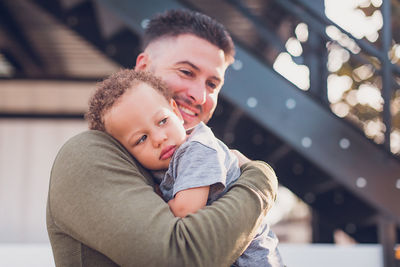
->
<box><xmin>171</xmin><ymin>141</ymin><xmax>227</xmax><ymax>198</ymax></box>
<box><xmin>47</xmin><ymin>130</ymin><xmax>278</xmax><ymax>267</ymax></box>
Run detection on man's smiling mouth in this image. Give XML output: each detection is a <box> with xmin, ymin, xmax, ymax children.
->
<box><xmin>178</xmin><ymin>104</ymin><xmax>198</xmax><ymax>116</ymax></box>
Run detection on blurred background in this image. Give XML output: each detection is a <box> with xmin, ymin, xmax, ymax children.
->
<box><xmin>0</xmin><ymin>0</ymin><xmax>399</xmax><ymax>266</ymax></box>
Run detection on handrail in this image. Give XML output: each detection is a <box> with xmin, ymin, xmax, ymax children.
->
<box><xmin>381</xmin><ymin>0</ymin><xmax>392</xmax><ymax>152</ymax></box>
<box><xmin>288</xmin><ymin>0</ymin><xmax>395</xmax><ymax>152</ymax></box>
<box><xmin>226</xmin><ymin>0</ymin><xmax>303</xmax><ymax>63</ymax></box>
<box><xmin>290</xmin><ymin>0</ymin><xmax>400</xmax><ymax>75</ymax></box>
<box><xmin>227</xmin><ymin>0</ymin><xmax>398</xmax><ymax>154</ymax></box>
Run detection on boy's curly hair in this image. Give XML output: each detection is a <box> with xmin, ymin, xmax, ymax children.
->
<box><xmin>85</xmin><ymin>69</ymin><xmax>171</xmax><ymax>131</ymax></box>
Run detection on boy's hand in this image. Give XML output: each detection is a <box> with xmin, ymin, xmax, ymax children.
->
<box><xmin>231</xmin><ymin>149</ymin><xmax>250</xmax><ymax>167</ymax></box>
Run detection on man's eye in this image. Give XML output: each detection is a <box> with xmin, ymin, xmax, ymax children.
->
<box><xmin>136</xmin><ymin>135</ymin><xmax>147</xmax><ymax>145</ymax></box>
<box><xmin>207</xmin><ymin>80</ymin><xmax>217</xmax><ymax>90</ymax></box>
<box><xmin>180</xmin><ymin>69</ymin><xmax>193</xmax><ymax>76</ymax></box>
<box><xmin>159</xmin><ymin>118</ymin><xmax>168</xmax><ymax>125</ymax></box>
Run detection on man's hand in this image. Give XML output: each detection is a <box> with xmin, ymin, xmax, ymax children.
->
<box><xmin>231</xmin><ymin>149</ymin><xmax>250</xmax><ymax>167</ymax></box>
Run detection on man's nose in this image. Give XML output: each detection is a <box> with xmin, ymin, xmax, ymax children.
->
<box><xmin>187</xmin><ymin>82</ymin><xmax>207</xmax><ymax>105</ymax></box>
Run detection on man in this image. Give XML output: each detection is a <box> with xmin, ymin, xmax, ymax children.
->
<box><xmin>47</xmin><ymin>9</ymin><xmax>278</xmax><ymax>267</ymax></box>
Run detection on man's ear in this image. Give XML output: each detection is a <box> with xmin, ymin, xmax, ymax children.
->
<box><xmin>135</xmin><ymin>53</ymin><xmax>149</xmax><ymax>70</ymax></box>
<box><xmin>170</xmin><ymin>99</ymin><xmax>183</xmax><ymax>122</ymax></box>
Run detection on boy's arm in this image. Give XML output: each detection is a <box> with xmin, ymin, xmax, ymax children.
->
<box><xmin>164</xmin><ymin>143</ymin><xmax>247</xmax><ymax>218</ymax></box>
<box><xmin>167</xmin><ymin>186</ymin><xmax>210</xmax><ymax>217</ymax></box>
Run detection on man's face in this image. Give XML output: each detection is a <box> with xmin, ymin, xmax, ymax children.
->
<box><xmin>136</xmin><ymin>34</ymin><xmax>230</xmax><ymax>129</ymax></box>
<box><xmin>104</xmin><ymin>83</ymin><xmax>187</xmax><ymax>170</ymax></box>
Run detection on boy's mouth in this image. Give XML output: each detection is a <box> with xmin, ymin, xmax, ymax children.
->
<box><xmin>160</xmin><ymin>145</ymin><xmax>177</xmax><ymax>160</ymax></box>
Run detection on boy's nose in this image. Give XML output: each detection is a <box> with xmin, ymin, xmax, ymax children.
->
<box><xmin>152</xmin><ymin>131</ymin><xmax>167</xmax><ymax>147</ymax></box>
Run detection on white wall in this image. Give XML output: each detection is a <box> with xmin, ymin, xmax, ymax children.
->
<box><xmin>279</xmin><ymin>243</ymin><xmax>383</xmax><ymax>267</ymax></box>
<box><xmin>0</xmin><ymin>119</ymin><xmax>87</xmax><ymax>242</ymax></box>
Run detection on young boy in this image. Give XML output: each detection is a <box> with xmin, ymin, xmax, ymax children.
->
<box><xmin>85</xmin><ymin>69</ymin><xmax>284</xmax><ymax>267</ymax></box>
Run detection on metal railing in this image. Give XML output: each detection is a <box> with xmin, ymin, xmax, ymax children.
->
<box><xmin>227</xmin><ymin>0</ymin><xmax>399</xmax><ymax>155</ymax></box>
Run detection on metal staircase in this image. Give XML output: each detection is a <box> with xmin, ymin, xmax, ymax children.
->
<box><xmin>4</xmin><ymin>0</ymin><xmax>400</xmax><ymax>265</ymax></box>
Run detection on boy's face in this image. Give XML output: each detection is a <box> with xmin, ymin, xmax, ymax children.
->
<box><xmin>104</xmin><ymin>83</ymin><xmax>187</xmax><ymax>170</ymax></box>
<box><xmin>135</xmin><ymin>34</ymin><xmax>230</xmax><ymax>130</ymax></box>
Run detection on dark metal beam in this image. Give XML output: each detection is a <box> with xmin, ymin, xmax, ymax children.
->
<box><xmin>0</xmin><ymin>113</ymin><xmax>84</xmax><ymax>120</ymax></box>
<box><xmin>95</xmin><ymin>0</ymin><xmax>183</xmax><ymax>36</ymax></box>
<box><xmin>225</xmin><ymin>0</ymin><xmax>296</xmax><ymax>57</ymax></box>
<box><xmin>0</xmin><ymin>49</ymin><xmax>20</xmax><ymax>75</ymax></box>
<box><xmin>0</xmin><ymin>75</ymin><xmax>102</xmax><ymax>82</ymax></box>
<box><xmin>0</xmin><ymin>1</ymin><xmax>44</xmax><ymax>69</ymax></box>
<box><xmin>382</xmin><ymin>0</ymin><xmax>393</xmax><ymax>152</ymax></box>
<box><xmin>34</xmin><ymin>0</ymin><xmax>140</xmax><ymax>69</ymax></box>
<box><xmin>311</xmin><ymin>209</ymin><xmax>335</xmax><ymax>243</ymax></box>
<box><xmin>303</xmin><ymin>28</ymin><xmax>327</xmax><ymax>102</ymax></box>
<box><xmin>378</xmin><ymin>216</ymin><xmax>397</xmax><ymax>267</ymax></box>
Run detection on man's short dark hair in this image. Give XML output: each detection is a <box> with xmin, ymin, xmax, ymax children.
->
<box><xmin>143</xmin><ymin>9</ymin><xmax>235</xmax><ymax>63</ymax></box>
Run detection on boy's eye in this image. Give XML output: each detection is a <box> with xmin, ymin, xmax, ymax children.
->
<box><xmin>159</xmin><ymin>118</ymin><xmax>168</xmax><ymax>125</ymax></box>
<box><xmin>136</xmin><ymin>135</ymin><xmax>147</xmax><ymax>145</ymax></box>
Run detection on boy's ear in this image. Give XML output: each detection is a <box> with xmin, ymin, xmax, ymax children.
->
<box><xmin>170</xmin><ymin>99</ymin><xmax>184</xmax><ymax>122</ymax></box>
<box><xmin>135</xmin><ymin>53</ymin><xmax>149</xmax><ymax>70</ymax></box>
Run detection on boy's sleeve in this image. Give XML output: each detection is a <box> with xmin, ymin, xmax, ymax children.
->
<box><xmin>47</xmin><ymin>131</ymin><xmax>278</xmax><ymax>267</ymax></box>
<box><xmin>170</xmin><ymin>141</ymin><xmax>227</xmax><ymax>198</ymax></box>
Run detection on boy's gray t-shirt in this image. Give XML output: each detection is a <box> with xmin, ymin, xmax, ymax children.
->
<box><xmin>159</xmin><ymin>122</ymin><xmax>240</xmax><ymax>203</ymax></box>
<box><xmin>158</xmin><ymin>122</ymin><xmax>284</xmax><ymax>267</ymax></box>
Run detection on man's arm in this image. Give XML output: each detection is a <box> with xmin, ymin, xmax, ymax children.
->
<box><xmin>48</xmin><ymin>131</ymin><xmax>278</xmax><ymax>267</ymax></box>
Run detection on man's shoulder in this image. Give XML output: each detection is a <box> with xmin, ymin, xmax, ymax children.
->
<box><xmin>62</xmin><ymin>130</ymin><xmax>121</xmax><ymax>152</ymax></box>
<box><xmin>55</xmin><ymin>130</ymin><xmax>133</xmax><ymax>167</ymax></box>
<box><xmin>67</xmin><ymin>129</ymin><xmax>113</xmax><ymax>144</ymax></box>
<box><xmin>51</xmin><ymin>130</ymin><xmax>152</xmax><ymax>183</ymax></box>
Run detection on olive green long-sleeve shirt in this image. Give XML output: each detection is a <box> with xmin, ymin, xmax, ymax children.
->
<box><xmin>47</xmin><ymin>130</ymin><xmax>278</xmax><ymax>267</ymax></box>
